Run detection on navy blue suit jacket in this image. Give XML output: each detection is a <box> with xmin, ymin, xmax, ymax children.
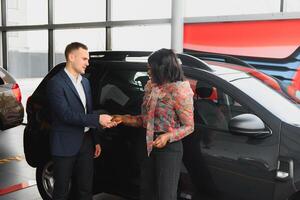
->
<box><xmin>47</xmin><ymin>69</ymin><xmax>101</xmax><ymax>156</ymax></box>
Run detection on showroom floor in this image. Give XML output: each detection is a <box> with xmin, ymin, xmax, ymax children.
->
<box><xmin>0</xmin><ymin>78</ymin><xmax>126</xmax><ymax>200</ymax></box>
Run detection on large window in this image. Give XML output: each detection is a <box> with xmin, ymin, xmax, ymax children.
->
<box><xmin>111</xmin><ymin>0</ymin><xmax>171</xmax><ymax>20</ymax></box>
<box><xmin>7</xmin><ymin>0</ymin><xmax>47</xmax><ymax>25</ymax></box>
<box><xmin>185</xmin><ymin>0</ymin><xmax>281</xmax><ymax>17</ymax></box>
<box><xmin>111</xmin><ymin>25</ymin><xmax>171</xmax><ymax>51</ymax></box>
<box><xmin>54</xmin><ymin>28</ymin><xmax>106</xmax><ymax>65</ymax></box>
<box><xmin>54</xmin><ymin>0</ymin><xmax>106</xmax><ymax>24</ymax></box>
<box><xmin>2</xmin><ymin>0</ymin><xmax>300</xmax><ymax>79</ymax></box>
<box><xmin>7</xmin><ymin>30</ymin><xmax>48</xmax><ymax>78</ymax></box>
<box><xmin>284</xmin><ymin>0</ymin><xmax>300</xmax><ymax>12</ymax></box>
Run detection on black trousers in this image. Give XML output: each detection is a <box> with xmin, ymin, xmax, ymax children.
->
<box><xmin>52</xmin><ymin>133</ymin><xmax>94</xmax><ymax>200</ymax></box>
<box><xmin>140</xmin><ymin>139</ymin><xmax>183</xmax><ymax>200</ymax></box>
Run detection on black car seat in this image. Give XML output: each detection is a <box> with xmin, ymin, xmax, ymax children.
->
<box><xmin>194</xmin><ymin>82</ymin><xmax>227</xmax><ymax>130</ymax></box>
<box><xmin>135</xmin><ymin>75</ymin><xmax>149</xmax><ymax>89</ymax></box>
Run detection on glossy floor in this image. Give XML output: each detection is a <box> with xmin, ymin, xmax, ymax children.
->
<box><xmin>0</xmin><ymin>125</ymin><xmax>127</xmax><ymax>200</ymax></box>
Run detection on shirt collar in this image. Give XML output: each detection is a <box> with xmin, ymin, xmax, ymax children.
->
<box><xmin>64</xmin><ymin>67</ymin><xmax>82</xmax><ymax>84</ymax></box>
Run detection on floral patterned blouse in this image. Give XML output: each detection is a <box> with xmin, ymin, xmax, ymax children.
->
<box><xmin>129</xmin><ymin>80</ymin><xmax>194</xmax><ymax>155</ymax></box>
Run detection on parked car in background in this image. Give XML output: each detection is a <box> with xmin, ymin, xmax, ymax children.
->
<box><xmin>0</xmin><ymin>67</ymin><xmax>23</xmax><ymax>130</ymax></box>
<box><xmin>24</xmin><ymin>51</ymin><xmax>300</xmax><ymax>200</ymax></box>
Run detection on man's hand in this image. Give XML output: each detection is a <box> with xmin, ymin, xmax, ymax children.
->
<box><xmin>99</xmin><ymin>114</ymin><xmax>117</xmax><ymax>128</ymax></box>
<box><xmin>153</xmin><ymin>133</ymin><xmax>172</xmax><ymax>148</ymax></box>
<box><xmin>94</xmin><ymin>144</ymin><xmax>101</xmax><ymax>158</ymax></box>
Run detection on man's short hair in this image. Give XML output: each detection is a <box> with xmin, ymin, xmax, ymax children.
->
<box><xmin>64</xmin><ymin>42</ymin><xmax>88</xmax><ymax>61</ymax></box>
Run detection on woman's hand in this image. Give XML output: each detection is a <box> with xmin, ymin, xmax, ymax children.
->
<box><xmin>94</xmin><ymin>144</ymin><xmax>101</xmax><ymax>158</ymax></box>
<box><xmin>111</xmin><ymin>115</ymin><xmax>124</xmax><ymax>124</ymax></box>
<box><xmin>153</xmin><ymin>133</ymin><xmax>172</xmax><ymax>148</ymax></box>
<box><xmin>112</xmin><ymin>114</ymin><xmax>142</xmax><ymax>128</ymax></box>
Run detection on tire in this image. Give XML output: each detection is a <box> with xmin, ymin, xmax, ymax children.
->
<box><xmin>36</xmin><ymin>160</ymin><xmax>73</xmax><ymax>200</ymax></box>
<box><xmin>36</xmin><ymin>161</ymin><xmax>54</xmax><ymax>200</ymax></box>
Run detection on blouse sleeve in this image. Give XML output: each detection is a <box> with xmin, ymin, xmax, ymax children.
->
<box><xmin>169</xmin><ymin>82</ymin><xmax>195</xmax><ymax>142</ymax></box>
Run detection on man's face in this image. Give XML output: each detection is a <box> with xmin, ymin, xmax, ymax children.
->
<box><xmin>69</xmin><ymin>48</ymin><xmax>89</xmax><ymax>75</ymax></box>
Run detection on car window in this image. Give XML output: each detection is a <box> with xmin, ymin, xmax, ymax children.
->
<box><xmin>231</xmin><ymin>77</ymin><xmax>300</xmax><ymax>126</ymax></box>
<box><xmin>95</xmin><ymin>68</ymin><xmax>149</xmax><ymax>115</ymax></box>
<box><xmin>191</xmin><ymin>79</ymin><xmax>250</xmax><ymax>131</ymax></box>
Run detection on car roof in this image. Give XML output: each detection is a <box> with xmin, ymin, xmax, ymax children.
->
<box><xmin>200</xmin><ymin>61</ymin><xmax>251</xmax><ymax>82</ymax></box>
<box><xmin>205</xmin><ymin>60</ymin><xmax>247</xmax><ymax>75</ymax></box>
<box><xmin>89</xmin><ymin>51</ymin><xmax>272</xmax><ymax>82</ymax></box>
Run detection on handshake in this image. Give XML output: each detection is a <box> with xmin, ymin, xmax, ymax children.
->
<box><xmin>99</xmin><ymin>114</ymin><xmax>123</xmax><ymax>128</ymax></box>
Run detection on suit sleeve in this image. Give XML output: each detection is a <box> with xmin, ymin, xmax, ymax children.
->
<box><xmin>91</xmin><ymin>129</ymin><xmax>101</xmax><ymax>145</ymax></box>
<box><xmin>90</xmin><ymin>109</ymin><xmax>109</xmax><ymax>145</ymax></box>
<box><xmin>47</xmin><ymin>79</ymin><xmax>101</xmax><ymax>129</ymax></box>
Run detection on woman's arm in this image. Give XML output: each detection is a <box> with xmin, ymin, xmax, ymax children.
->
<box><xmin>112</xmin><ymin>114</ymin><xmax>143</xmax><ymax>127</ymax></box>
<box><xmin>169</xmin><ymin>82</ymin><xmax>195</xmax><ymax>143</ymax></box>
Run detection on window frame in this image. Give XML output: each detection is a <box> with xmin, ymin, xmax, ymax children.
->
<box><xmin>87</xmin><ymin>61</ymin><xmax>148</xmax><ymax>115</ymax></box>
<box><xmin>188</xmin><ymin>77</ymin><xmax>252</xmax><ymax>132</ymax></box>
<box><xmin>183</xmin><ymin>68</ymin><xmax>275</xmax><ymax>135</ymax></box>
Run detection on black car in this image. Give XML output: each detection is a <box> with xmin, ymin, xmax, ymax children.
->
<box><xmin>24</xmin><ymin>51</ymin><xmax>300</xmax><ymax>200</ymax></box>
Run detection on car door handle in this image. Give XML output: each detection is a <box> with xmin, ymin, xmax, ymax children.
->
<box><xmin>276</xmin><ymin>158</ymin><xmax>294</xmax><ymax>182</ymax></box>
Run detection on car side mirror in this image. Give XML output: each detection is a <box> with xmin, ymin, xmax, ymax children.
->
<box><xmin>229</xmin><ymin>114</ymin><xmax>272</xmax><ymax>139</ymax></box>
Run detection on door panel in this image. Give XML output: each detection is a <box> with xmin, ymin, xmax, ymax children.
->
<box><xmin>90</xmin><ymin>66</ymin><xmax>148</xmax><ymax>198</ymax></box>
<box><xmin>24</xmin><ymin>64</ymin><xmax>64</xmax><ymax>167</ymax></box>
<box><xmin>187</xmin><ymin>78</ymin><xmax>278</xmax><ymax>200</ymax></box>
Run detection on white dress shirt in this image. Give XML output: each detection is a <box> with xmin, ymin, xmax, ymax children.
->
<box><xmin>64</xmin><ymin>68</ymin><xmax>89</xmax><ymax>133</ymax></box>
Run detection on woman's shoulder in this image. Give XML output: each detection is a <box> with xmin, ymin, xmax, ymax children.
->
<box><xmin>170</xmin><ymin>81</ymin><xmax>192</xmax><ymax>90</ymax></box>
<box><xmin>169</xmin><ymin>81</ymin><xmax>193</xmax><ymax>96</ymax></box>
<box><xmin>175</xmin><ymin>80</ymin><xmax>191</xmax><ymax>87</ymax></box>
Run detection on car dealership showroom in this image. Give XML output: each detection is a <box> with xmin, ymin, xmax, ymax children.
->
<box><xmin>1</xmin><ymin>0</ymin><xmax>300</xmax><ymax>200</ymax></box>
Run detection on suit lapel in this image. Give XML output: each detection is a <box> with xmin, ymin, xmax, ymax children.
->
<box><xmin>60</xmin><ymin>70</ymin><xmax>83</xmax><ymax>107</ymax></box>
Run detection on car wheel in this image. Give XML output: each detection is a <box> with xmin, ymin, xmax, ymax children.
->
<box><xmin>36</xmin><ymin>161</ymin><xmax>55</xmax><ymax>200</ymax></box>
<box><xmin>36</xmin><ymin>160</ymin><xmax>74</xmax><ymax>200</ymax></box>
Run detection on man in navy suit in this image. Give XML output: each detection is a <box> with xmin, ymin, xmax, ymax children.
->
<box><xmin>47</xmin><ymin>42</ymin><xmax>116</xmax><ymax>200</ymax></box>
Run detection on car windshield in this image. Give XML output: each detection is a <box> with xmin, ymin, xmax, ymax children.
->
<box><xmin>230</xmin><ymin>76</ymin><xmax>300</xmax><ymax>126</ymax></box>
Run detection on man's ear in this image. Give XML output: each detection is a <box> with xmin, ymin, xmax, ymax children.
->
<box><xmin>68</xmin><ymin>52</ymin><xmax>75</xmax><ymax>62</ymax></box>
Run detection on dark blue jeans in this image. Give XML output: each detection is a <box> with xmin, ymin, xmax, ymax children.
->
<box><xmin>140</xmin><ymin>140</ymin><xmax>183</xmax><ymax>200</ymax></box>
